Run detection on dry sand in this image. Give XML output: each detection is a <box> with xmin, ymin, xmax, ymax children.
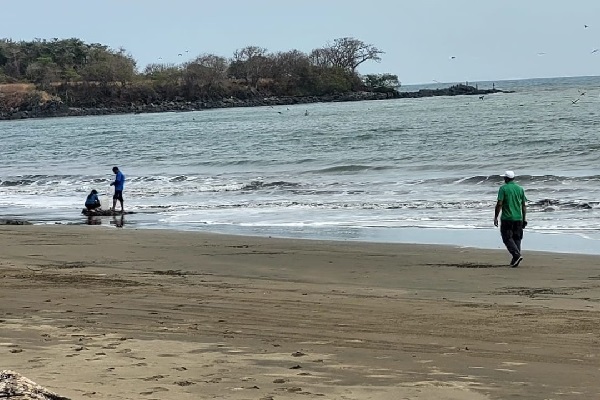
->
<box><xmin>1</xmin><ymin>225</ymin><xmax>599</xmax><ymax>399</ymax></box>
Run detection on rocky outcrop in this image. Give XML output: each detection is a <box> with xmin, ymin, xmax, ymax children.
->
<box><xmin>0</xmin><ymin>85</ymin><xmax>509</xmax><ymax>121</ymax></box>
<box><xmin>398</xmin><ymin>84</ymin><xmax>510</xmax><ymax>98</ymax></box>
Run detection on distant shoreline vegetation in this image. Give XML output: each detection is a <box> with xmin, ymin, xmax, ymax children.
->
<box><xmin>0</xmin><ymin>37</ymin><xmax>506</xmax><ymax>120</ymax></box>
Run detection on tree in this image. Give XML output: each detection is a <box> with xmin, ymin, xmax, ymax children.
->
<box><xmin>181</xmin><ymin>53</ymin><xmax>228</xmax><ymax>98</ymax></box>
<box><xmin>265</xmin><ymin>50</ymin><xmax>308</xmax><ymax>92</ymax></box>
<box><xmin>144</xmin><ymin>63</ymin><xmax>181</xmax><ymax>81</ymax></box>
<box><xmin>143</xmin><ymin>63</ymin><xmax>181</xmax><ymax>100</ymax></box>
<box><xmin>191</xmin><ymin>54</ymin><xmax>228</xmax><ymax>86</ymax></box>
<box><xmin>312</xmin><ymin>37</ymin><xmax>384</xmax><ymax>72</ymax></box>
<box><xmin>1</xmin><ymin>41</ymin><xmax>23</xmax><ymax>78</ymax></box>
<box><xmin>78</xmin><ymin>47</ymin><xmax>136</xmax><ymax>86</ymax></box>
<box><xmin>363</xmin><ymin>73</ymin><xmax>400</xmax><ymax>91</ymax></box>
<box><xmin>25</xmin><ymin>56</ymin><xmax>60</xmax><ymax>89</ymax></box>
<box><xmin>0</xmin><ymin>45</ymin><xmax>8</xmax><ymax>67</ymax></box>
<box><xmin>230</xmin><ymin>46</ymin><xmax>269</xmax><ymax>88</ymax></box>
<box><xmin>270</xmin><ymin>50</ymin><xmax>310</xmax><ymax>79</ymax></box>
<box><xmin>308</xmin><ymin>48</ymin><xmax>333</xmax><ymax>69</ymax></box>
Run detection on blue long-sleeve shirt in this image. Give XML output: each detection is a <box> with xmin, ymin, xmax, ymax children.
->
<box><xmin>113</xmin><ymin>171</ymin><xmax>125</xmax><ymax>190</ymax></box>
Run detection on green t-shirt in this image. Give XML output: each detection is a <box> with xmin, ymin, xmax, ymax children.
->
<box><xmin>497</xmin><ymin>181</ymin><xmax>527</xmax><ymax>221</ymax></box>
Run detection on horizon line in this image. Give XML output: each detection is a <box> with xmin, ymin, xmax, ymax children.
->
<box><xmin>402</xmin><ymin>74</ymin><xmax>600</xmax><ymax>86</ymax></box>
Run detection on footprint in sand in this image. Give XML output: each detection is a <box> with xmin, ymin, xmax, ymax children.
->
<box><xmin>139</xmin><ymin>387</ymin><xmax>169</xmax><ymax>395</ymax></box>
<box><xmin>116</xmin><ymin>348</ymin><xmax>132</xmax><ymax>354</ymax></box>
<box><xmin>174</xmin><ymin>380</ymin><xmax>195</xmax><ymax>386</ymax></box>
<box><xmin>142</xmin><ymin>375</ymin><xmax>167</xmax><ymax>381</ymax></box>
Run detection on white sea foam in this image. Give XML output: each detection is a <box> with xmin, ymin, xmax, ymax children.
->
<box><xmin>2</xmin><ymin>77</ymin><xmax>600</xmax><ymax>254</ymax></box>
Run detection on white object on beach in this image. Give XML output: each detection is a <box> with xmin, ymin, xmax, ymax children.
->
<box><xmin>100</xmin><ymin>195</ymin><xmax>110</xmax><ymax>209</ymax></box>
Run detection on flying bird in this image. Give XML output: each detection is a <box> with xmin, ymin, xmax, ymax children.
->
<box><xmin>572</xmin><ymin>98</ymin><xmax>580</xmax><ymax>105</ymax></box>
<box><xmin>578</xmin><ymin>90</ymin><xmax>586</xmax><ymax>96</ymax></box>
<box><xmin>537</xmin><ymin>52</ymin><xmax>546</xmax><ymax>56</ymax></box>
<box><xmin>450</xmin><ymin>56</ymin><xmax>456</xmax><ymax>60</ymax></box>
<box><xmin>585</xmin><ymin>24</ymin><xmax>589</xmax><ymax>28</ymax></box>
<box><xmin>479</xmin><ymin>95</ymin><xmax>485</xmax><ymax>100</ymax></box>
<box><xmin>591</xmin><ymin>48</ymin><xmax>599</xmax><ymax>54</ymax></box>
<box><xmin>178</xmin><ymin>53</ymin><xmax>183</xmax><ymax>56</ymax></box>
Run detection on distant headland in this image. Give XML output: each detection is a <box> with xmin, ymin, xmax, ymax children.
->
<box><xmin>0</xmin><ymin>37</ymin><xmax>510</xmax><ymax>121</ymax></box>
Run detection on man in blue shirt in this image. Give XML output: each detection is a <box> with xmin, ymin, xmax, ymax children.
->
<box><xmin>110</xmin><ymin>166</ymin><xmax>125</xmax><ymax>213</ymax></box>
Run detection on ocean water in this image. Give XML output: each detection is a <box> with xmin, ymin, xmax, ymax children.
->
<box><xmin>1</xmin><ymin>76</ymin><xmax>600</xmax><ymax>254</ymax></box>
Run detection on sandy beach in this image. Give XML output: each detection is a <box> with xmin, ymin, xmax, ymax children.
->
<box><xmin>1</xmin><ymin>225</ymin><xmax>600</xmax><ymax>399</ymax></box>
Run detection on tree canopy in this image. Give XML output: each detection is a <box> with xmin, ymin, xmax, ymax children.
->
<box><xmin>0</xmin><ymin>36</ymin><xmax>398</xmax><ymax>108</ymax></box>
<box><xmin>363</xmin><ymin>73</ymin><xmax>401</xmax><ymax>92</ymax></box>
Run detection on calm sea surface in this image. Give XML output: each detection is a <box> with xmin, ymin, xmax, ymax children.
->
<box><xmin>1</xmin><ymin>76</ymin><xmax>600</xmax><ymax>254</ymax></box>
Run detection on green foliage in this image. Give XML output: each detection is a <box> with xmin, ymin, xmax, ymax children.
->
<box><xmin>363</xmin><ymin>73</ymin><xmax>400</xmax><ymax>91</ymax></box>
<box><xmin>25</xmin><ymin>56</ymin><xmax>60</xmax><ymax>88</ymax></box>
<box><xmin>0</xmin><ymin>38</ymin><xmax>136</xmax><ymax>85</ymax></box>
<box><xmin>0</xmin><ymin>37</ymin><xmax>398</xmax><ymax>108</ymax></box>
<box><xmin>0</xmin><ymin>46</ymin><xmax>8</xmax><ymax>66</ymax></box>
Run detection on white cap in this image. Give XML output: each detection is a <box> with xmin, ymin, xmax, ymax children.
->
<box><xmin>500</xmin><ymin>170</ymin><xmax>515</xmax><ymax>179</ymax></box>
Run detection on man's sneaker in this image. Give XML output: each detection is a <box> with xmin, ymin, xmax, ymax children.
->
<box><xmin>510</xmin><ymin>256</ymin><xmax>523</xmax><ymax>268</ymax></box>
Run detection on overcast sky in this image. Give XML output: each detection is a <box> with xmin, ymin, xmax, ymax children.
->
<box><xmin>2</xmin><ymin>0</ymin><xmax>599</xmax><ymax>84</ymax></box>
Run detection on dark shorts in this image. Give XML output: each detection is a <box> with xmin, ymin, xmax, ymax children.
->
<box><xmin>85</xmin><ymin>203</ymin><xmax>101</xmax><ymax>210</ymax></box>
<box><xmin>500</xmin><ymin>220</ymin><xmax>523</xmax><ymax>242</ymax></box>
<box><xmin>113</xmin><ymin>190</ymin><xmax>124</xmax><ymax>201</ymax></box>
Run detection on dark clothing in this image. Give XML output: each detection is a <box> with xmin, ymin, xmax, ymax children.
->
<box><xmin>85</xmin><ymin>193</ymin><xmax>101</xmax><ymax>210</ymax></box>
<box><xmin>113</xmin><ymin>190</ymin><xmax>123</xmax><ymax>201</ymax></box>
<box><xmin>85</xmin><ymin>193</ymin><xmax>100</xmax><ymax>206</ymax></box>
<box><xmin>500</xmin><ymin>220</ymin><xmax>523</xmax><ymax>258</ymax></box>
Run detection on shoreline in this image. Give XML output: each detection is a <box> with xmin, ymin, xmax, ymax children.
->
<box><xmin>1</xmin><ymin>225</ymin><xmax>600</xmax><ymax>399</ymax></box>
<box><xmin>0</xmin><ymin>85</ymin><xmax>507</xmax><ymax>121</ymax></box>
<box><xmin>4</xmin><ymin>215</ymin><xmax>599</xmax><ymax>256</ymax></box>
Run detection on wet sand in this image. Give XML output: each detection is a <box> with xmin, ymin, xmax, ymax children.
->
<box><xmin>1</xmin><ymin>225</ymin><xmax>600</xmax><ymax>399</ymax></box>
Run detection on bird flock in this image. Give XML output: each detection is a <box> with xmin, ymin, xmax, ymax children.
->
<box><xmin>157</xmin><ymin>50</ymin><xmax>189</xmax><ymax>61</ymax></box>
<box><xmin>441</xmin><ymin>24</ymin><xmax>597</xmax><ymax>105</ymax></box>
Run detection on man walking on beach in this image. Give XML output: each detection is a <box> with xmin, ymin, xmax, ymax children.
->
<box><xmin>110</xmin><ymin>166</ymin><xmax>125</xmax><ymax>213</ymax></box>
<box><xmin>494</xmin><ymin>170</ymin><xmax>527</xmax><ymax>267</ymax></box>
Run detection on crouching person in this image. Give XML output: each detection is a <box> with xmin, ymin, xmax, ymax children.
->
<box><xmin>85</xmin><ymin>189</ymin><xmax>102</xmax><ymax>212</ymax></box>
